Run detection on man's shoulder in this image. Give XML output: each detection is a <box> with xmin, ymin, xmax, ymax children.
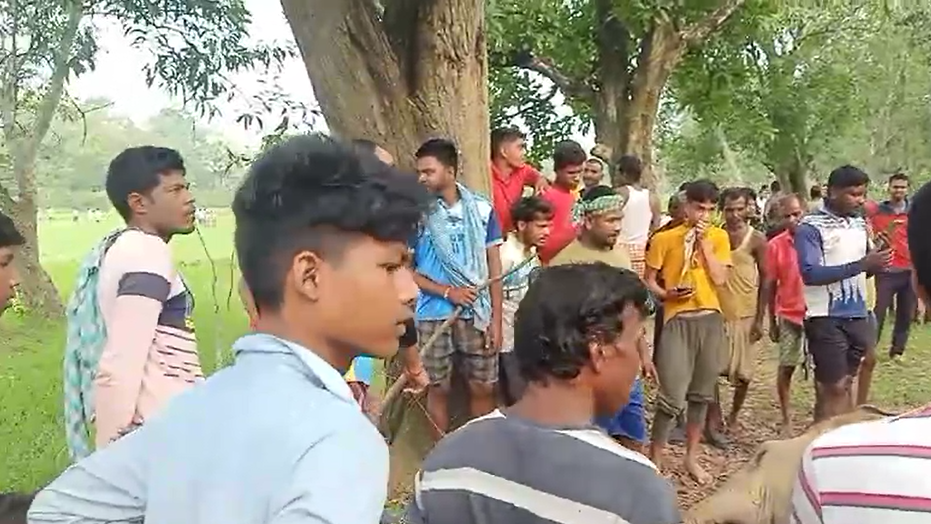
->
<box><xmin>651</xmin><ymin>224</ymin><xmax>685</xmax><ymax>243</ymax></box>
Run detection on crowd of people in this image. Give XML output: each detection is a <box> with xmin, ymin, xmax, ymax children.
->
<box><xmin>0</xmin><ymin>128</ymin><xmax>929</xmax><ymax>524</ymax></box>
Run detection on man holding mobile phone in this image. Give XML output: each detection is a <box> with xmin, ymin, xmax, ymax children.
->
<box><xmin>644</xmin><ymin>179</ymin><xmax>732</xmax><ymax>484</ymax></box>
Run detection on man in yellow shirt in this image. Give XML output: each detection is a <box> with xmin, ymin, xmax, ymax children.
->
<box><xmin>644</xmin><ymin>179</ymin><xmax>732</xmax><ymax>484</ymax></box>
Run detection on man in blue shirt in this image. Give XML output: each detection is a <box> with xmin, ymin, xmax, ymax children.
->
<box><xmin>794</xmin><ymin>165</ymin><xmax>890</xmax><ymax>422</ymax></box>
<box><xmin>28</xmin><ymin>135</ymin><xmax>432</xmax><ymax>524</ymax></box>
<box><xmin>411</xmin><ymin>138</ymin><xmax>504</xmax><ymax>438</ymax></box>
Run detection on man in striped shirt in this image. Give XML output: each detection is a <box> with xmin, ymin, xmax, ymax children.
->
<box><xmin>791</xmin><ymin>179</ymin><xmax>931</xmax><ymax>524</ymax></box>
<box><xmin>407</xmin><ymin>264</ymin><xmax>680</xmax><ymax>524</ymax></box>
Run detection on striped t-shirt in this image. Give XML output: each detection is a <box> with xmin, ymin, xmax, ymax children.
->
<box><xmin>407</xmin><ymin>410</ymin><xmax>681</xmax><ymax>524</ymax></box>
<box><xmin>94</xmin><ymin>230</ymin><xmax>203</xmax><ymax>447</ymax></box>
<box><xmin>792</xmin><ymin>403</ymin><xmax>931</xmax><ymax>523</ymax></box>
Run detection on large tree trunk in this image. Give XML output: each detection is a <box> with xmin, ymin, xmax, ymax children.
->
<box><xmin>281</xmin><ymin>0</ymin><xmax>490</xmax><ymax>494</ymax></box>
<box><xmin>5</xmin><ymin>197</ymin><xmax>63</xmax><ymax>317</ymax></box>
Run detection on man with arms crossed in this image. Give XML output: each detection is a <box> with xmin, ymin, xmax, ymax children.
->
<box><xmin>795</xmin><ymin>165</ymin><xmax>890</xmax><ymax>422</ymax></box>
<box><xmin>791</xmin><ymin>178</ymin><xmax>931</xmax><ymax>524</ymax></box>
<box><xmin>645</xmin><ymin>179</ymin><xmax>731</xmax><ymax>484</ymax></box>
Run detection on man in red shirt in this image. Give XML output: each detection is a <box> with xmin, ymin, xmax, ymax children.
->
<box><xmin>763</xmin><ymin>193</ymin><xmax>807</xmax><ymax>436</ymax></box>
<box><xmin>867</xmin><ymin>172</ymin><xmax>918</xmax><ymax>360</ymax></box>
<box><xmin>538</xmin><ymin>140</ymin><xmax>586</xmax><ymax>263</ymax></box>
<box><xmin>490</xmin><ymin>127</ymin><xmax>548</xmax><ymax>233</ymax></box>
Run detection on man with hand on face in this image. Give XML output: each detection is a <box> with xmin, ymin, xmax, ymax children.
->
<box><xmin>408</xmin><ymin>264</ymin><xmax>680</xmax><ymax>524</ymax></box>
<box><xmin>412</xmin><ymin>138</ymin><xmax>504</xmax><ymax>438</ymax></box>
<box><xmin>645</xmin><ymin>179</ymin><xmax>731</xmax><ymax>484</ymax></box>
<box><xmin>795</xmin><ymin>165</ymin><xmax>889</xmax><ymax>422</ymax></box>
<box><xmin>30</xmin><ymin>134</ymin><xmax>431</xmax><ymax>524</ymax></box>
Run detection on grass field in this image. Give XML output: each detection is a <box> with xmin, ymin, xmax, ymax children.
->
<box><xmin>3</xmin><ymin>211</ymin><xmax>931</xmax><ymax>498</ymax></box>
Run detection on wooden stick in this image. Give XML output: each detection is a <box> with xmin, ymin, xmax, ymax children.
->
<box><xmin>380</xmin><ymin>255</ymin><xmax>535</xmax><ymax>409</ymax></box>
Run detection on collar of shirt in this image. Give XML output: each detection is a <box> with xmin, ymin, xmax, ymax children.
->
<box><xmin>232</xmin><ymin>333</ymin><xmax>356</xmax><ymax>406</ymax></box>
<box><xmin>878</xmin><ymin>198</ymin><xmax>910</xmax><ymax>214</ymax></box>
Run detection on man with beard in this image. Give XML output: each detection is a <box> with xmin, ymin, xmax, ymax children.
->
<box><xmin>710</xmin><ymin>188</ymin><xmax>767</xmax><ymax>435</ymax></box>
<box><xmin>791</xmin><ymin>179</ymin><xmax>931</xmax><ymax>524</ymax></box>
<box><xmin>795</xmin><ymin>165</ymin><xmax>889</xmax><ymax>421</ymax></box>
<box><xmin>63</xmin><ymin>147</ymin><xmax>203</xmax><ymax>461</ymax></box>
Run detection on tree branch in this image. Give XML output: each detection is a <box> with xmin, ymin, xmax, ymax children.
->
<box><xmin>515</xmin><ymin>54</ymin><xmax>594</xmax><ymax>103</ymax></box>
<box><xmin>680</xmin><ymin>0</ymin><xmax>747</xmax><ymax>46</ymax></box>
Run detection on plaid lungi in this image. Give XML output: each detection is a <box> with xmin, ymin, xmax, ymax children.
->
<box><xmin>622</xmin><ymin>242</ymin><xmax>646</xmax><ymax>278</ymax></box>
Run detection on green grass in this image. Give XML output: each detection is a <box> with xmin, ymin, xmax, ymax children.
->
<box><xmin>1</xmin><ymin>211</ymin><xmax>248</xmax><ymax>490</ymax></box>
<box><xmin>4</xmin><ymin>211</ymin><xmax>931</xmax><ymax>494</ymax></box>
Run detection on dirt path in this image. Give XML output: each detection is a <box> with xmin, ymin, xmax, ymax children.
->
<box><xmin>655</xmin><ymin>345</ymin><xmax>815</xmax><ymax>509</ymax></box>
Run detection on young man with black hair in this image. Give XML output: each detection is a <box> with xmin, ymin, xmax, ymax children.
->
<box><xmin>498</xmin><ymin>196</ymin><xmax>552</xmax><ymax>406</ymax></box>
<box><xmin>615</xmin><ymin>155</ymin><xmax>662</xmax><ymax>278</ymax></box>
<box><xmin>538</xmin><ymin>140</ymin><xmax>586</xmax><ymax>263</ymax></box>
<box><xmin>413</xmin><ymin>138</ymin><xmax>504</xmax><ymax>436</ymax></box>
<box><xmin>866</xmin><ymin>172</ymin><xmax>919</xmax><ymax>360</ymax></box>
<box><xmin>795</xmin><ymin>165</ymin><xmax>890</xmax><ymax>422</ymax></box>
<box><xmin>490</xmin><ymin>127</ymin><xmax>548</xmax><ymax>233</ymax></box>
<box><xmin>30</xmin><ymin>134</ymin><xmax>430</xmax><ymax>524</ymax></box>
<box><xmin>645</xmin><ymin>179</ymin><xmax>731</xmax><ymax>484</ymax></box>
<box><xmin>407</xmin><ymin>263</ymin><xmax>680</xmax><ymax>524</ymax></box>
<box><xmin>0</xmin><ymin>211</ymin><xmax>22</xmax><ymax>313</ymax></box>
<box><xmin>61</xmin><ymin>146</ymin><xmax>202</xmax><ymax>461</ymax></box>
<box><xmin>351</xmin><ymin>137</ymin><xmax>395</xmax><ymax>166</ymax></box>
<box><xmin>581</xmin><ymin>157</ymin><xmax>606</xmax><ymax>191</ymax></box>
<box><xmin>809</xmin><ymin>184</ymin><xmax>824</xmax><ymax>212</ymax></box>
<box><xmin>791</xmin><ymin>178</ymin><xmax>931</xmax><ymax>524</ymax></box>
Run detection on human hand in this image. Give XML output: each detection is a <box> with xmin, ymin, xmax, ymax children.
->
<box><xmin>861</xmin><ymin>249</ymin><xmax>892</xmax><ymax>273</ymax></box>
<box><xmin>665</xmin><ymin>285</ymin><xmax>695</xmax><ymax>301</ymax></box>
<box><xmin>403</xmin><ymin>366</ymin><xmax>430</xmax><ymax>395</ymax></box>
<box><xmin>485</xmin><ymin>322</ymin><xmax>503</xmax><ymax>353</ymax></box>
<box><xmin>534</xmin><ymin>178</ymin><xmax>550</xmax><ymax>195</ymax></box>
<box><xmin>769</xmin><ymin>319</ymin><xmax>780</xmax><ymax>343</ymax></box>
<box><xmin>446</xmin><ymin>286</ymin><xmax>478</xmax><ymax>306</ymax></box>
<box><xmin>641</xmin><ymin>360</ymin><xmax>658</xmax><ymax>383</ymax></box>
<box><xmin>750</xmin><ymin>320</ymin><xmax>763</xmax><ymax>343</ymax></box>
<box><xmin>917</xmin><ymin>300</ymin><xmax>927</xmax><ymax>324</ymax></box>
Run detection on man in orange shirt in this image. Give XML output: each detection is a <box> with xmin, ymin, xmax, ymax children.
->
<box><xmin>490</xmin><ymin>127</ymin><xmax>548</xmax><ymax>233</ymax></box>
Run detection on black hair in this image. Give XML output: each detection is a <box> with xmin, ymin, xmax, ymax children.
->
<box><xmin>827</xmin><ymin>165</ymin><xmax>870</xmax><ymax>189</ymax></box>
<box><xmin>232</xmin><ymin>134</ymin><xmax>431</xmax><ymax>312</ymax></box>
<box><xmin>552</xmin><ymin>140</ymin><xmax>587</xmax><ymax>171</ymax></box>
<box><xmin>490</xmin><ymin>127</ymin><xmax>524</xmax><ymax>159</ymax></box>
<box><xmin>908</xmin><ymin>180</ymin><xmax>931</xmax><ymax>297</ymax></box>
<box><xmin>743</xmin><ymin>187</ymin><xmax>758</xmax><ymax>201</ymax></box>
<box><xmin>514</xmin><ymin>263</ymin><xmax>650</xmax><ymax>382</ymax></box>
<box><xmin>0</xmin><ymin>212</ymin><xmax>24</xmax><ymax>249</ymax></box>
<box><xmin>350</xmin><ymin>138</ymin><xmax>378</xmax><ymax>155</ymax></box>
<box><xmin>889</xmin><ymin>172</ymin><xmax>910</xmax><ymax>184</ymax></box>
<box><xmin>616</xmin><ymin>155</ymin><xmax>643</xmax><ymax>183</ymax></box>
<box><xmin>580</xmin><ymin>185</ymin><xmax>616</xmax><ymax>203</ymax></box>
<box><xmin>415</xmin><ymin>138</ymin><xmax>458</xmax><ymax>171</ymax></box>
<box><xmin>106</xmin><ymin>146</ymin><xmax>186</xmax><ymax>220</ymax></box>
<box><xmin>511</xmin><ymin>196</ymin><xmax>553</xmax><ymax>226</ymax></box>
<box><xmin>770</xmin><ymin>180</ymin><xmax>781</xmax><ymax>192</ymax></box>
<box><xmin>810</xmin><ymin>184</ymin><xmax>823</xmax><ymax>199</ymax></box>
<box><xmin>0</xmin><ymin>491</ymin><xmax>35</xmax><ymax>524</ymax></box>
<box><xmin>685</xmin><ymin>179</ymin><xmax>719</xmax><ymax>204</ymax></box>
<box><xmin>678</xmin><ymin>181</ymin><xmax>690</xmax><ymax>192</ymax></box>
<box><xmin>718</xmin><ymin>187</ymin><xmax>747</xmax><ymax>210</ymax></box>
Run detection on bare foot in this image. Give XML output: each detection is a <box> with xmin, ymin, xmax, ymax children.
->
<box><xmin>778</xmin><ymin>420</ymin><xmax>792</xmax><ymax>439</ymax></box>
<box><xmin>685</xmin><ymin>458</ymin><xmax>712</xmax><ymax>485</ymax></box>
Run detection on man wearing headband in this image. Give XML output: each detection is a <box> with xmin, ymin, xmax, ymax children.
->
<box><xmin>549</xmin><ymin>186</ymin><xmax>651</xmax><ymax>451</ymax></box>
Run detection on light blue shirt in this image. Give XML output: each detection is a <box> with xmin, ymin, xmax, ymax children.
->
<box><xmin>29</xmin><ymin>333</ymin><xmax>388</xmax><ymax>524</ymax></box>
<box><xmin>412</xmin><ymin>195</ymin><xmax>502</xmax><ymax>321</ymax></box>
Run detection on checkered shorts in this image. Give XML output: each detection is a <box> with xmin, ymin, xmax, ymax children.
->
<box><xmin>621</xmin><ymin>242</ymin><xmax>646</xmax><ymax>278</ymax></box>
<box><xmin>417</xmin><ymin>318</ymin><xmax>497</xmax><ymax>386</ymax></box>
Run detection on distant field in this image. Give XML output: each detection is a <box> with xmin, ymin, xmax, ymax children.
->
<box><xmin>1</xmin><ymin>211</ymin><xmax>249</xmax><ymax>489</ymax></box>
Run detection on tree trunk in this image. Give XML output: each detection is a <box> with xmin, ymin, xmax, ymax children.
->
<box><xmin>281</xmin><ymin>0</ymin><xmax>489</xmax><ymax>494</ymax></box>
<box><xmin>4</xmin><ymin>197</ymin><xmax>63</xmax><ymax>317</ymax></box>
